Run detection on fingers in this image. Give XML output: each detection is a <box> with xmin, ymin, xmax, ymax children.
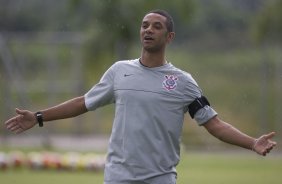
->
<box><xmin>5</xmin><ymin>108</ymin><xmax>28</xmax><ymax>134</ymax></box>
<box><xmin>5</xmin><ymin>117</ymin><xmax>15</xmax><ymax>126</ymax></box>
<box><xmin>253</xmin><ymin>132</ymin><xmax>277</xmax><ymax>156</ymax></box>
<box><xmin>5</xmin><ymin>116</ymin><xmax>20</xmax><ymax>132</ymax></box>
<box><xmin>5</xmin><ymin>108</ymin><xmax>24</xmax><ymax>128</ymax></box>
<box><xmin>5</xmin><ymin>116</ymin><xmax>18</xmax><ymax>129</ymax></box>
<box><xmin>8</xmin><ymin>123</ymin><xmax>23</xmax><ymax>134</ymax></box>
<box><xmin>262</xmin><ymin>145</ymin><xmax>274</xmax><ymax>156</ymax></box>
<box><xmin>5</xmin><ymin>119</ymin><xmax>25</xmax><ymax>134</ymax></box>
<box><xmin>263</xmin><ymin>132</ymin><xmax>277</xmax><ymax>155</ymax></box>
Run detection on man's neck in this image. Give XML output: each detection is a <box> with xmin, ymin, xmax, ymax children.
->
<box><xmin>140</xmin><ymin>50</ymin><xmax>167</xmax><ymax>68</ymax></box>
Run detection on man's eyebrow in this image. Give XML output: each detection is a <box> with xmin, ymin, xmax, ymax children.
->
<box><xmin>142</xmin><ymin>21</ymin><xmax>149</xmax><ymax>24</ymax></box>
<box><xmin>153</xmin><ymin>22</ymin><xmax>163</xmax><ymax>26</ymax></box>
<box><xmin>142</xmin><ymin>20</ymin><xmax>163</xmax><ymax>26</ymax></box>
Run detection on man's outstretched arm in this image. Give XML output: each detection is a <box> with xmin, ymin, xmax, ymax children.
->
<box><xmin>203</xmin><ymin>115</ymin><xmax>277</xmax><ymax>156</ymax></box>
<box><xmin>5</xmin><ymin>96</ymin><xmax>87</xmax><ymax>134</ymax></box>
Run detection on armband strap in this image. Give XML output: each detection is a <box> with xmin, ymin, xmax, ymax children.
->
<box><xmin>188</xmin><ymin>96</ymin><xmax>210</xmax><ymax>119</ymax></box>
<box><xmin>35</xmin><ymin>111</ymin><xmax>44</xmax><ymax>127</ymax></box>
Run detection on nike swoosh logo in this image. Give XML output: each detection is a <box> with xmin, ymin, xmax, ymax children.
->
<box><xmin>124</xmin><ymin>74</ymin><xmax>134</xmax><ymax>77</ymax></box>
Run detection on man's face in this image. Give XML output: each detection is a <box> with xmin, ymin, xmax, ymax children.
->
<box><xmin>140</xmin><ymin>13</ymin><xmax>174</xmax><ymax>52</ymax></box>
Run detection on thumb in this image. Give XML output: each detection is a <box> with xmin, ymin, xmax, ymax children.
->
<box><xmin>15</xmin><ymin>108</ymin><xmax>26</xmax><ymax>115</ymax></box>
<box><xmin>264</xmin><ymin>132</ymin><xmax>275</xmax><ymax>140</ymax></box>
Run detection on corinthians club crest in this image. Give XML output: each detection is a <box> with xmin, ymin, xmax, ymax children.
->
<box><xmin>163</xmin><ymin>75</ymin><xmax>178</xmax><ymax>90</ymax></box>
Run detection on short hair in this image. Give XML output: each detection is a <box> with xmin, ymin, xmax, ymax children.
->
<box><xmin>146</xmin><ymin>9</ymin><xmax>174</xmax><ymax>32</ymax></box>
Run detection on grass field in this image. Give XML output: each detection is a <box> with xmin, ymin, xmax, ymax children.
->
<box><xmin>177</xmin><ymin>152</ymin><xmax>282</xmax><ymax>184</ymax></box>
<box><xmin>1</xmin><ymin>152</ymin><xmax>281</xmax><ymax>184</ymax></box>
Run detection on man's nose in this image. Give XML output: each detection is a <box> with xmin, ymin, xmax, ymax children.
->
<box><xmin>145</xmin><ymin>25</ymin><xmax>153</xmax><ymax>34</ymax></box>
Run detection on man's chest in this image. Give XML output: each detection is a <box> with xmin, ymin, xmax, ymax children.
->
<box><xmin>115</xmin><ymin>69</ymin><xmax>181</xmax><ymax>92</ymax></box>
<box><xmin>113</xmin><ymin>69</ymin><xmax>185</xmax><ymax>105</ymax></box>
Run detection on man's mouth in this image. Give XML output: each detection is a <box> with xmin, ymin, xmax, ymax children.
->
<box><xmin>144</xmin><ymin>36</ymin><xmax>154</xmax><ymax>41</ymax></box>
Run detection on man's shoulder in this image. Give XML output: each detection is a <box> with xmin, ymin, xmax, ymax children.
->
<box><xmin>114</xmin><ymin>59</ymin><xmax>138</xmax><ymax>67</ymax></box>
<box><xmin>167</xmin><ymin>64</ymin><xmax>199</xmax><ymax>88</ymax></box>
<box><xmin>108</xmin><ymin>59</ymin><xmax>139</xmax><ymax>73</ymax></box>
<box><xmin>169</xmin><ymin>64</ymin><xmax>192</xmax><ymax>78</ymax></box>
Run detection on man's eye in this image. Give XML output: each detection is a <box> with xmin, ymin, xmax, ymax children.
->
<box><xmin>155</xmin><ymin>26</ymin><xmax>161</xmax><ymax>29</ymax></box>
<box><xmin>154</xmin><ymin>24</ymin><xmax>163</xmax><ymax>30</ymax></box>
<box><xmin>142</xmin><ymin>24</ymin><xmax>148</xmax><ymax>29</ymax></box>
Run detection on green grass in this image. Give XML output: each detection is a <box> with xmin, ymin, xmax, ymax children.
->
<box><xmin>177</xmin><ymin>152</ymin><xmax>282</xmax><ymax>184</ymax></box>
<box><xmin>1</xmin><ymin>170</ymin><xmax>104</xmax><ymax>184</ymax></box>
<box><xmin>1</xmin><ymin>152</ymin><xmax>281</xmax><ymax>184</ymax></box>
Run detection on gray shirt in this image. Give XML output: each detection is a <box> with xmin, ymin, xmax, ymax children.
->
<box><xmin>85</xmin><ymin>59</ymin><xmax>217</xmax><ymax>184</ymax></box>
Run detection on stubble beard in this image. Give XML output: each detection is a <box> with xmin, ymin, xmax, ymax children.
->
<box><xmin>142</xmin><ymin>42</ymin><xmax>164</xmax><ymax>53</ymax></box>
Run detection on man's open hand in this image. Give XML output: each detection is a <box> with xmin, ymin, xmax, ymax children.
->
<box><xmin>253</xmin><ymin>132</ymin><xmax>277</xmax><ymax>156</ymax></box>
<box><xmin>5</xmin><ymin>108</ymin><xmax>37</xmax><ymax>134</ymax></box>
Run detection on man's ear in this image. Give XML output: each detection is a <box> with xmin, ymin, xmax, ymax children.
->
<box><xmin>167</xmin><ymin>32</ymin><xmax>175</xmax><ymax>44</ymax></box>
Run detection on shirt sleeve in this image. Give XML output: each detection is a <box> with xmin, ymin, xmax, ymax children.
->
<box><xmin>183</xmin><ymin>72</ymin><xmax>218</xmax><ymax>125</ymax></box>
<box><xmin>84</xmin><ymin>65</ymin><xmax>115</xmax><ymax>111</ymax></box>
<box><xmin>194</xmin><ymin>106</ymin><xmax>217</xmax><ymax>125</ymax></box>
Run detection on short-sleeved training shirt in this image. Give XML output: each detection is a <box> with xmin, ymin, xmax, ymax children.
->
<box><xmin>85</xmin><ymin>59</ymin><xmax>217</xmax><ymax>184</ymax></box>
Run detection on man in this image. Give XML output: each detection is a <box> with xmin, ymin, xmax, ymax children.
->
<box><xmin>5</xmin><ymin>10</ymin><xmax>276</xmax><ymax>184</ymax></box>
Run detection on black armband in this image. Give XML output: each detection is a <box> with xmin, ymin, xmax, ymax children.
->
<box><xmin>188</xmin><ymin>96</ymin><xmax>210</xmax><ymax>119</ymax></box>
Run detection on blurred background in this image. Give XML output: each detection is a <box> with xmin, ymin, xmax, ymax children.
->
<box><xmin>0</xmin><ymin>0</ymin><xmax>281</xmax><ymax>152</ymax></box>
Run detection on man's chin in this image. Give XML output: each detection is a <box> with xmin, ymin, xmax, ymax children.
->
<box><xmin>143</xmin><ymin>45</ymin><xmax>161</xmax><ymax>53</ymax></box>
